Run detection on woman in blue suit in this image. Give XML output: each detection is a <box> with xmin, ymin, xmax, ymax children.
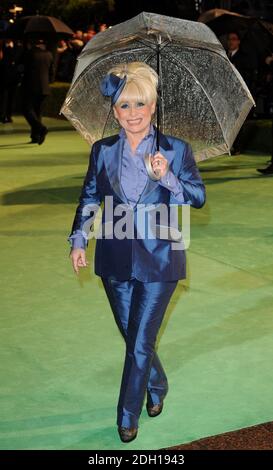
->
<box><xmin>68</xmin><ymin>62</ymin><xmax>206</xmax><ymax>442</ymax></box>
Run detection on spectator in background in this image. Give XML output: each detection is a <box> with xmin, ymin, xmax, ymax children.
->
<box><xmin>227</xmin><ymin>31</ymin><xmax>258</xmax><ymax>96</ymax></box>
<box><xmin>55</xmin><ymin>38</ymin><xmax>83</xmax><ymax>82</ymax></box>
<box><xmin>226</xmin><ymin>31</ymin><xmax>258</xmax><ymax>155</ymax></box>
<box><xmin>21</xmin><ymin>39</ymin><xmax>55</xmax><ymax>145</ymax></box>
<box><xmin>57</xmin><ymin>39</ymin><xmax>68</xmax><ymax>55</ymax></box>
<box><xmin>263</xmin><ymin>53</ymin><xmax>273</xmax><ymax>118</ymax></box>
<box><xmin>83</xmin><ymin>24</ymin><xmax>96</xmax><ymax>43</ymax></box>
<box><xmin>99</xmin><ymin>23</ymin><xmax>107</xmax><ymax>32</ymax></box>
<box><xmin>55</xmin><ymin>39</ymin><xmax>68</xmax><ymax>80</ymax></box>
<box><xmin>73</xmin><ymin>30</ymin><xmax>84</xmax><ymax>41</ymax></box>
<box><xmin>0</xmin><ymin>39</ymin><xmax>23</xmax><ymax>123</ymax></box>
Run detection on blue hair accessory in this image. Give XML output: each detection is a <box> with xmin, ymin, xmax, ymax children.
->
<box><xmin>99</xmin><ymin>72</ymin><xmax>127</xmax><ymax>105</ymax></box>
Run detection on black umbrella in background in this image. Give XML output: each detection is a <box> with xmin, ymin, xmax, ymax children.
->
<box><xmin>4</xmin><ymin>15</ymin><xmax>74</xmax><ymax>39</ymax></box>
<box><xmin>2</xmin><ymin>15</ymin><xmax>74</xmax><ymax>60</ymax></box>
<box><xmin>198</xmin><ymin>9</ymin><xmax>273</xmax><ymax>59</ymax></box>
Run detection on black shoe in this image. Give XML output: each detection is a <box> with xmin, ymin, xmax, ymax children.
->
<box><xmin>257</xmin><ymin>165</ymin><xmax>273</xmax><ymax>175</ymax></box>
<box><xmin>1</xmin><ymin>116</ymin><xmax>13</xmax><ymax>124</ymax></box>
<box><xmin>30</xmin><ymin>133</ymin><xmax>40</xmax><ymax>143</ymax></box>
<box><xmin>146</xmin><ymin>400</ymin><xmax>164</xmax><ymax>417</ymax></box>
<box><xmin>118</xmin><ymin>426</ymin><xmax>138</xmax><ymax>443</ymax></box>
<box><xmin>38</xmin><ymin>128</ymin><xmax>48</xmax><ymax>145</ymax></box>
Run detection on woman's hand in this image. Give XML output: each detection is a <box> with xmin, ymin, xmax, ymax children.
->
<box><xmin>151</xmin><ymin>152</ymin><xmax>169</xmax><ymax>178</ymax></box>
<box><xmin>70</xmin><ymin>248</ymin><xmax>89</xmax><ymax>275</ymax></box>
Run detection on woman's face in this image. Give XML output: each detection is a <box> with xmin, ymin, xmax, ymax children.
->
<box><xmin>113</xmin><ymin>98</ymin><xmax>156</xmax><ymax>135</ymax></box>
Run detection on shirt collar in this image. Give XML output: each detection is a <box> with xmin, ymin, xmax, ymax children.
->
<box><xmin>229</xmin><ymin>48</ymin><xmax>238</xmax><ymax>56</ymax></box>
<box><xmin>119</xmin><ymin>123</ymin><xmax>155</xmax><ymax>140</ymax></box>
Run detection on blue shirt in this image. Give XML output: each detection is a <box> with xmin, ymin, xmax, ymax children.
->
<box><xmin>119</xmin><ymin>123</ymin><xmax>154</xmax><ymax>207</ymax></box>
<box><xmin>68</xmin><ymin>124</ymin><xmax>185</xmax><ymax>249</ymax></box>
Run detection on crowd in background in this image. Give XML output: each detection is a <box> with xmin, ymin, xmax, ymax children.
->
<box><xmin>55</xmin><ymin>23</ymin><xmax>107</xmax><ymax>82</ymax></box>
<box><xmin>0</xmin><ymin>21</ymin><xmax>272</xmax><ymax>151</ymax></box>
<box><xmin>1</xmin><ymin>22</ymin><xmax>273</xmax><ymax>118</ymax></box>
<box><xmin>0</xmin><ymin>23</ymin><xmax>108</xmax><ymax>129</ymax></box>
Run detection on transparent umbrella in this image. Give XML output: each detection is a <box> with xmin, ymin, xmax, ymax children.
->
<box><xmin>60</xmin><ymin>11</ymin><xmax>256</xmax><ymax>162</ymax></box>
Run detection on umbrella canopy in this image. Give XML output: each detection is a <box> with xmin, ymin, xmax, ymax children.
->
<box><xmin>60</xmin><ymin>11</ymin><xmax>255</xmax><ymax>162</ymax></box>
<box><xmin>4</xmin><ymin>15</ymin><xmax>74</xmax><ymax>39</ymax></box>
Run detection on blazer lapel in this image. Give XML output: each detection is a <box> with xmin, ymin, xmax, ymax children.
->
<box><xmin>101</xmin><ymin>136</ymin><xmax>129</xmax><ymax>205</ymax></box>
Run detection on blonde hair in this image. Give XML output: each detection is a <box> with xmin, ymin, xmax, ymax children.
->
<box><xmin>107</xmin><ymin>62</ymin><xmax>158</xmax><ymax>106</ymax></box>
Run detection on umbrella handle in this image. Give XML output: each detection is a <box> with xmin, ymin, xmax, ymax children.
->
<box><xmin>144</xmin><ymin>153</ymin><xmax>169</xmax><ymax>181</ymax></box>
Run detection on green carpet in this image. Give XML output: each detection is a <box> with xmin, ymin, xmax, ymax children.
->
<box><xmin>0</xmin><ymin>116</ymin><xmax>273</xmax><ymax>450</ymax></box>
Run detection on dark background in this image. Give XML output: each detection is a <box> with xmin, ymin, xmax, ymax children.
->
<box><xmin>0</xmin><ymin>1</ymin><xmax>273</xmax><ymax>30</ymax></box>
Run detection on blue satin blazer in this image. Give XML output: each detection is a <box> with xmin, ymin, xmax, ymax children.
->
<box><xmin>68</xmin><ymin>127</ymin><xmax>206</xmax><ymax>281</ymax></box>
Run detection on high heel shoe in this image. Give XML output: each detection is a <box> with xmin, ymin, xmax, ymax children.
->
<box><xmin>118</xmin><ymin>426</ymin><xmax>138</xmax><ymax>443</ymax></box>
<box><xmin>146</xmin><ymin>400</ymin><xmax>164</xmax><ymax>417</ymax></box>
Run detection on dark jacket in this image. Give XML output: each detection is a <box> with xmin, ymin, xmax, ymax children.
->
<box><xmin>0</xmin><ymin>43</ymin><xmax>23</xmax><ymax>86</ymax></box>
<box><xmin>21</xmin><ymin>46</ymin><xmax>54</xmax><ymax>96</ymax></box>
<box><xmin>228</xmin><ymin>48</ymin><xmax>258</xmax><ymax>98</ymax></box>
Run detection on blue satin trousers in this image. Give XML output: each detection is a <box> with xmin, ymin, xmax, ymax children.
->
<box><xmin>101</xmin><ymin>276</ymin><xmax>178</xmax><ymax>428</ymax></box>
